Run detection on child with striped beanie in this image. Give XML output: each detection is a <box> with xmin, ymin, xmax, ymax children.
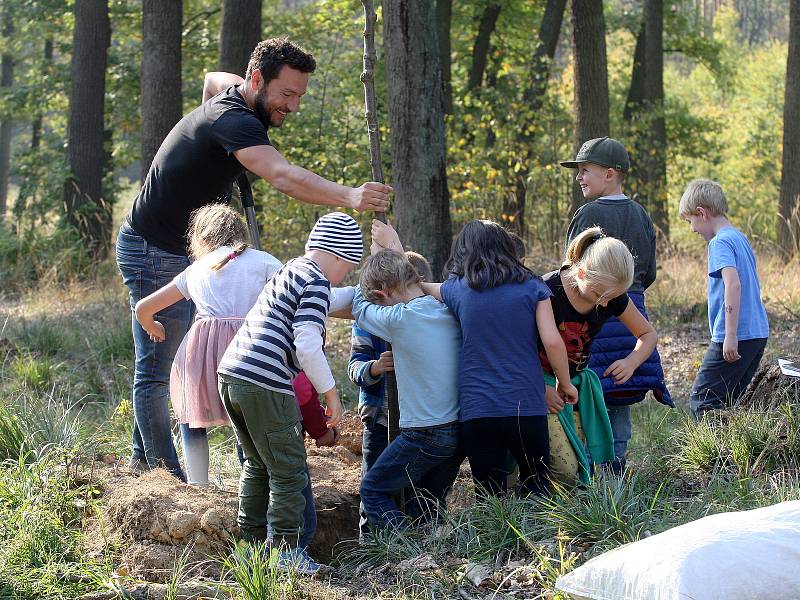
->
<box><xmin>218</xmin><ymin>212</ymin><xmax>362</xmax><ymax>574</ymax></box>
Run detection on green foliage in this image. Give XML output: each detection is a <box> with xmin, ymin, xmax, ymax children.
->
<box><xmin>533</xmin><ymin>471</ymin><xmax>700</xmax><ymax>554</ymax></box>
<box><xmin>0</xmin><ymin>392</ymin><xmax>90</xmax><ymax>461</ymax></box>
<box><xmin>666</xmin><ymin>6</ymin><xmax>789</xmax><ymax>248</ymax></box>
<box><xmin>221</xmin><ymin>541</ymin><xmax>296</xmax><ymax>600</ymax></box>
<box><xmin>0</xmin><ymin>452</ymin><xmax>110</xmax><ymax>599</ymax></box>
<box><xmin>8</xmin><ymin>354</ymin><xmax>54</xmax><ymax>391</ymax></box>
<box><xmin>0</xmin><ymin>222</ymin><xmax>92</xmax><ymax>294</ymax></box>
<box><xmin>672</xmin><ymin>399</ymin><xmax>800</xmax><ymax>479</ymax></box>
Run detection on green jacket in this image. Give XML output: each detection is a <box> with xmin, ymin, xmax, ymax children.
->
<box><xmin>544</xmin><ymin>369</ymin><xmax>615</xmax><ymax>484</ymax></box>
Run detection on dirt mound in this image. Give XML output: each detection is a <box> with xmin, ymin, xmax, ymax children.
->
<box><xmin>332</xmin><ymin>411</ymin><xmax>364</xmax><ymax>457</ymax></box>
<box><xmin>738</xmin><ymin>363</ymin><xmax>800</xmax><ymax>410</ymax></box>
<box><xmin>305</xmin><ymin>412</ymin><xmax>363</xmax><ymax>558</ymax></box>
<box><xmin>89</xmin><ymin>416</ymin><xmax>366</xmax><ymax>581</ymax></box>
<box><xmin>92</xmin><ymin>469</ymin><xmax>238</xmax><ymax>582</ymax></box>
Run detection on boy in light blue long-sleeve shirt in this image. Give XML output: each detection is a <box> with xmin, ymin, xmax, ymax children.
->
<box><xmin>351</xmin><ymin>248</ymin><xmax>462</xmax><ymax>530</ymax></box>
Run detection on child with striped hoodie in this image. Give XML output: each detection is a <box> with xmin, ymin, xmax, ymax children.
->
<box><xmin>218</xmin><ymin>212</ymin><xmax>362</xmax><ymax>574</ymax></box>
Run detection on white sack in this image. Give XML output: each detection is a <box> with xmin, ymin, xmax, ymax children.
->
<box><xmin>556</xmin><ymin>500</ymin><xmax>800</xmax><ymax>600</ymax></box>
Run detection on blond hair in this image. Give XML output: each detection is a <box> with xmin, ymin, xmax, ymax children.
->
<box><xmin>187</xmin><ymin>204</ymin><xmax>249</xmax><ymax>262</ymax></box>
<box><xmin>564</xmin><ymin>227</ymin><xmax>634</xmax><ymax>302</ymax></box>
<box><xmin>679</xmin><ymin>178</ymin><xmax>729</xmax><ymax>218</ymax></box>
<box><xmin>360</xmin><ymin>249</ymin><xmax>421</xmax><ymax>303</ymax></box>
<box><xmin>404</xmin><ymin>251</ymin><xmax>433</xmax><ymax>282</ymax></box>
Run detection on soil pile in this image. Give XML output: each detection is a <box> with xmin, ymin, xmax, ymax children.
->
<box><xmin>96</xmin><ymin>470</ymin><xmax>238</xmax><ymax>582</ymax></box>
<box><xmin>91</xmin><ymin>413</ymin><xmax>366</xmax><ymax>581</ymax></box>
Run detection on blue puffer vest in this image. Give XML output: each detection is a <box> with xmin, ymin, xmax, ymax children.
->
<box><xmin>587</xmin><ymin>291</ymin><xmax>674</xmax><ymax>407</ymax></box>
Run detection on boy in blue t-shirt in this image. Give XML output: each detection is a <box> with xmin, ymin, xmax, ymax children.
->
<box><xmin>679</xmin><ymin>179</ymin><xmax>769</xmax><ymax>420</ymax></box>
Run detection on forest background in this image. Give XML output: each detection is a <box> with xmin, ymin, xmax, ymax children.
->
<box><xmin>0</xmin><ymin>0</ymin><xmax>798</xmax><ymax>288</ymax></box>
<box><xmin>0</xmin><ymin>2</ymin><xmax>799</xmax><ymax>598</ymax></box>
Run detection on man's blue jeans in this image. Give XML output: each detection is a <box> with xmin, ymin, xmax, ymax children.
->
<box><xmin>116</xmin><ymin>222</ymin><xmax>191</xmax><ymax>480</ymax></box>
<box><xmin>360</xmin><ymin>422</ymin><xmax>461</xmax><ymax>529</ymax></box>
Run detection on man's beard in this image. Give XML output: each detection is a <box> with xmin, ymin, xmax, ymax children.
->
<box><xmin>253</xmin><ymin>88</ymin><xmax>274</xmax><ymax>130</ymax></box>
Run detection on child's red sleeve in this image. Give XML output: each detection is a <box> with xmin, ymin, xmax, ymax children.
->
<box><xmin>292</xmin><ymin>371</ymin><xmax>329</xmax><ymax>440</ymax></box>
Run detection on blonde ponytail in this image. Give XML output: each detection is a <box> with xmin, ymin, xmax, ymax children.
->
<box><xmin>565</xmin><ymin>226</ymin><xmax>605</xmax><ymax>266</ymax></box>
<box><xmin>211</xmin><ymin>242</ymin><xmax>248</xmax><ymax>271</ymax></box>
<box><xmin>564</xmin><ymin>227</ymin><xmax>634</xmax><ymax>301</ymax></box>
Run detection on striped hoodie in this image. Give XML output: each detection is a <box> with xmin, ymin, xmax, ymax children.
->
<box><xmin>218</xmin><ymin>257</ymin><xmax>330</xmax><ymax>394</ymax></box>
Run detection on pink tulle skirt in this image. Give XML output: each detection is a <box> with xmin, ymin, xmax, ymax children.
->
<box><xmin>170</xmin><ymin>317</ymin><xmax>243</xmax><ymax>428</ymax></box>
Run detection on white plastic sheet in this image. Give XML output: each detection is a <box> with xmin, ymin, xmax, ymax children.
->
<box><xmin>556</xmin><ymin>501</ymin><xmax>800</xmax><ymax>600</ymax></box>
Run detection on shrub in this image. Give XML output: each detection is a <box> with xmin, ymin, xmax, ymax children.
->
<box><xmin>672</xmin><ymin>400</ymin><xmax>800</xmax><ymax>479</ymax></box>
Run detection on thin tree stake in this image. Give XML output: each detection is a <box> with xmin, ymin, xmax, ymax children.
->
<box><xmin>360</xmin><ymin>1</ymin><xmax>401</xmax><ymax>458</ymax></box>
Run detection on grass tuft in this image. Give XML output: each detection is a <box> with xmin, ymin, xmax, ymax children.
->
<box><xmin>531</xmin><ymin>471</ymin><xmax>701</xmax><ymax>554</ymax></box>
<box><xmin>220</xmin><ymin>541</ymin><xmax>296</xmax><ymax>600</ymax></box>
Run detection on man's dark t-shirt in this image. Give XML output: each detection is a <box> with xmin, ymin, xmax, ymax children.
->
<box><xmin>538</xmin><ymin>268</ymin><xmax>628</xmax><ymax>379</ymax></box>
<box><xmin>128</xmin><ymin>86</ymin><xmax>271</xmax><ymax>256</ymax></box>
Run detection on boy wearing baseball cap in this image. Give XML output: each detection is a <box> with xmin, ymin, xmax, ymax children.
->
<box><xmin>560</xmin><ymin>137</ymin><xmax>672</xmax><ymax>473</ymax></box>
<box><xmin>218</xmin><ymin>212</ymin><xmax>362</xmax><ymax>574</ymax></box>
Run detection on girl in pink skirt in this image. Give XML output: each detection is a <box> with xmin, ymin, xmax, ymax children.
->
<box><xmin>135</xmin><ymin>204</ymin><xmax>282</xmax><ymax>485</ymax></box>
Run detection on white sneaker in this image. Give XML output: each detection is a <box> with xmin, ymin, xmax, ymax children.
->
<box><xmin>275</xmin><ymin>548</ymin><xmax>323</xmax><ymax>575</ymax></box>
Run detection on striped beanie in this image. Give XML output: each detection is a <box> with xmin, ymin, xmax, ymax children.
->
<box><xmin>305</xmin><ymin>212</ymin><xmax>363</xmax><ymax>264</ymax></box>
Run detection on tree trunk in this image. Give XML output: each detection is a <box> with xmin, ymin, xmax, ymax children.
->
<box><xmin>778</xmin><ymin>0</ymin><xmax>800</xmax><ymax>254</ymax></box>
<box><xmin>622</xmin><ymin>19</ymin><xmax>645</xmax><ymax>196</ymax></box>
<box><xmin>524</xmin><ymin>0</ymin><xmax>567</xmax><ymax>110</ymax></box>
<box><xmin>640</xmin><ymin>0</ymin><xmax>669</xmax><ymax>238</ymax></box>
<box><xmin>383</xmin><ymin>0</ymin><xmax>452</xmax><ymax>278</ymax></box>
<box><xmin>569</xmin><ymin>0</ymin><xmax>610</xmax><ymax>216</ymax></box>
<box><xmin>65</xmin><ymin>0</ymin><xmax>111</xmax><ymax>258</ymax></box>
<box><xmin>436</xmin><ymin>0</ymin><xmax>452</xmax><ymax>114</ymax></box>
<box><xmin>0</xmin><ymin>8</ymin><xmax>13</xmax><ymax>220</ymax></box>
<box><xmin>504</xmin><ymin>0</ymin><xmax>567</xmax><ymax>237</ymax></box>
<box><xmin>141</xmin><ymin>0</ymin><xmax>182</xmax><ymax>182</ymax></box>
<box><xmin>623</xmin><ymin>20</ymin><xmax>646</xmax><ymax>125</ymax></box>
<box><xmin>467</xmin><ymin>3</ymin><xmax>501</xmax><ymax>91</ymax></box>
<box><xmin>31</xmin><ymin>40</ymin><xmax>53</xmax><ymax>151</ymax></box>
<box><xmin>219</xmin><ymin>0</ymin><xmax>262</xmax><ymax>75</ymax></box>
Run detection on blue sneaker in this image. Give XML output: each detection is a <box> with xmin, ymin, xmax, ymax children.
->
<box><xmin>275</xmin><ymin>547</ymin><xmax>323</xmax><ymax>575</ymax></box>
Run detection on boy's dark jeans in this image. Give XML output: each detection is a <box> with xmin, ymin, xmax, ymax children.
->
<box><xmin>359</xmin><ymin>421</ymin><xmax>388</xmax><ymax>536</ymax></box>
<box><xmin>689</xmin><ymin>338</ymin><xmax>767</xmax><ymax>420</ymax></box>
<box><xmin>360</xmin><ymin>422</ymin><xmax>461</xmax><ymax>529</ymax></box>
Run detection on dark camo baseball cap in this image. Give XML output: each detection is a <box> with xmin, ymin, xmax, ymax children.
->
<box><xmin>559</xmin><ymin>137</ymin><xmax>630</xmax><ymax>172</ymax></box>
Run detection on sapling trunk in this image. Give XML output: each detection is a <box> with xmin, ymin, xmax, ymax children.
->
<box><xmin>360</xmin><ymin>1</ymin><xmax>401</xmax><ymax>452</ymax></box>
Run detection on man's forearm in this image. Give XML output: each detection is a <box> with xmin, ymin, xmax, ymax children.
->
<box><xmin>271</xmin><ymin>163</ymin><xmax>353</xmax><ymax>208</ymax></box>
